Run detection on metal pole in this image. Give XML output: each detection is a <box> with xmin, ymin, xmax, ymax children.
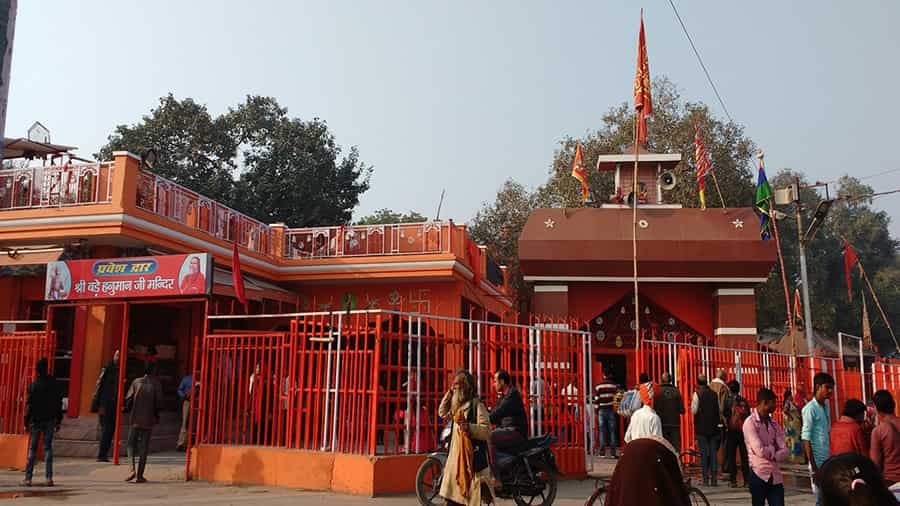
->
<box><xmin>859</xmin><ymin>338</ymin><xmax>866</xmax><ymax>404</ymax></box>
<box><xmin>795</xmin><ymin>178</ymin><xmax>816</xmax><ymax>385</ymax></box>
<box><xmin>0</xmin><ymin>0</ymin><xmax>17</xmax><ymax>166</ymax></box>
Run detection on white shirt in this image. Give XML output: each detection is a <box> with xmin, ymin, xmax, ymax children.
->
<box><xmin>625</xmin><ymin>405</ymin><xmax>663</xmax><ymax>443</ymax></box>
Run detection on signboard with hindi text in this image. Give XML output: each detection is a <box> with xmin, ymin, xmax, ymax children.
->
<box><xmin>45</xmin><ymin>253</ymin><xmax>212</xmax><ymax>301</ymax></box>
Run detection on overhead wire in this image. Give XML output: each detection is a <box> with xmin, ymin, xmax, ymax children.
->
<box><xmin>666</xmin><ymin>0</ymin><xmax>734</xmax><ymax>123</ymax></box>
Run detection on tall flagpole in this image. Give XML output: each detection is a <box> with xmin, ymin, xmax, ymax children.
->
<box><xmin>632</xmin><ymin>117</ymin><xmax>641</xmax><ymax>384</ymax></box>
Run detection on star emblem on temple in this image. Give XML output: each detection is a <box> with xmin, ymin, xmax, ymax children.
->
<box><xmin>544</xmin><ymin>218</ymin><xmax>555</xmax><ymax>229</ymax></box>
<box><xmin>732</xmin><ymin>219</ymin><xmax>744</xmax><ymax>229</ymax></box>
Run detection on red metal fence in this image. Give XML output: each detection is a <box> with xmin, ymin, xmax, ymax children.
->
<box><xmin>196</xmin><ymin>310</ymin><xmax>593</xmax><ymax>475</ymax></box>
<box><xmin>0</xmin><ymin>330</ymin><xmax>55</xmax><ymax>434</ymax></box>
<box><xmin>640</xmin><ymin>339</ymin><xmax>864</xmax><ymax>459</ymax></box>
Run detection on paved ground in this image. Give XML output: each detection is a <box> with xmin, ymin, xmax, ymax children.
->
<box><xmin>0</xmin><ymin>453</ymin><xmax>816</xmax><ymax>505</ymax></box>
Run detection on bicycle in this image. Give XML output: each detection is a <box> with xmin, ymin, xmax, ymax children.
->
<box><xmin>582</xmin><ymin>450</ymin><xmax>709</xmax><ymax>506</ymax></box>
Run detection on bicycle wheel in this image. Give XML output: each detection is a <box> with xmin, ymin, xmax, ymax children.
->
<box><xmin>687</xmin><ymin>485</ymin><xmax>710</xmax><ymax>506</ymax></box>
<box><xmin>584</xmin><ymin>484</ymin><xmax>606</xmax><ymax>506</ymax></box>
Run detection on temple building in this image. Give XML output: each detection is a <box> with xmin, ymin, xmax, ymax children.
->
<box><xmin>519</xmin><ymin>145</ymin><xmax>776</xmax><ymax>386</ymax></box>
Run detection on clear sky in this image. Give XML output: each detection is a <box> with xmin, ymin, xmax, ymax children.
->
<box><xmin>8</xmin><ymin>1</ymin><xmax>900</xmax><ymax>235</ymax></box>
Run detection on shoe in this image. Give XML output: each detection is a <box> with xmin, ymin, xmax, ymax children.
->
<box><xmin>729</xmin><ymin>481</ymin><xmax>738</xmax><ymax>488</ymax></box>
<box><xmin>46</xmin><ymin>479</ymin><xmax>54</xmax><ymax>487</ymax></box>
<box><xmin>711</xmin><ymin>478</ymin><xmax>718</xmax><ymax>487</ymax></box>
<box><xmin>97</xmin><ymin>457</ymin><xmax>109</xmax><ymax>462</ymax></box>
<box><xmin>176</xmin><ymin>445</ymin><xmax>185</xmax><ymax>452</ymax></box>
<box><xmin>611</xmin><ymin>453</ymin><xmax>618</xmax><ymax>459</ymax></box>
<box><xmin>135</xmin><ymin>477</ymin><xmax>147</xmax><ymax>484</ymax></box>
<box><xmin>21</xmin><ymin>479</ymin><xmax>31</xmax><ymax>487</ymax></box>
<box><xmin>125</xmin><ymin>472</ymin><xmax>136</xmax><ymax>482</ymax></box>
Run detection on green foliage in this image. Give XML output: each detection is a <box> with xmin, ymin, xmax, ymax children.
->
<box><xmin>758</xmin><ymin>170</ymin><xmax>899</xmax><ymax>353</ymax></box>
<box><xmin>471</xmin><ymin>77</ymin><xmax>757</xmax><ymax>308</ymax></box>
<box><xmin>96</xmin><ymin>94</ymin><xmax>371</xmax><ymax>227</ymax></box>
<box><xmin>355</xmin><ymin>208</ymin><xmax>427</xmax><ymax>225</ymax></box>
<box><xmin>470</xmin><ymin>77</ymin><xmax>899</xmax><ymax>351</ymax></box>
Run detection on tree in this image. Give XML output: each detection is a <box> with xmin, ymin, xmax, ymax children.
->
<box><xmin>96</xmin><ymin>94</ymin><xmax>237</xmax><ymax>202</ymax></box>
<box><xmin>756</xmin><ymin>170</ymin><xmax>899</xmax><ymax>353</ymax></box>
<box><xmin>468</xmin><ymin>180</ymin><xmax>543</xmax><ymax>309</ymax></box>
<box><xmin>541</xmin><ymin>77</ymin><xmax>756</xmax><ymax>209</ymax></box>
<box><xmin>471</xmin><ymin>77</ymin><xmax>757</xmax><ymax>307</ymax></box>
<box><xmin>96</xmin><ymin>94</ymin><xmax>371</xmax><ymax>227</ymax></box>
<box><xmin>355</xmin><ymin>208</ymin><xmax>427</xmax><ymax>225</ymax></box>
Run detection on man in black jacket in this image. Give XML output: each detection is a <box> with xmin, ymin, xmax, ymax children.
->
<box><xmin>23</xmin><ymin>358</ymin><xmax>63</xmax><ymax>487</ymax></box>
<box><xmin>490</xmin><ymin>369</ymin><xmax>527</xmax><ymax>440</ymax></box>
<box><xmin>91</xmin><ymin>350</ymin><xmax>120</xmax><ymax>462</ymax></box>
<box><xmin>654</xmin><ymin>372</ymin><xmax>685</xmax><ymax>453</ymax></box>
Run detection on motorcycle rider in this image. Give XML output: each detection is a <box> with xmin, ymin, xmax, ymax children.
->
<box><xmin>489</xmin><ymin>369</ymin><xmax>528</xmax><ymax>446</ymax></box>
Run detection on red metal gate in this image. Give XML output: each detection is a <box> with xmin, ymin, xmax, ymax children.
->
<box><xmin>194</xmin><ymin>310</ymin><xmax>593</xmax><ymax>475</ymax></box>
<box><xmin>0</xmin><ymin>323</ymin><xmax>54</xmax><ymax>435</ymax></box>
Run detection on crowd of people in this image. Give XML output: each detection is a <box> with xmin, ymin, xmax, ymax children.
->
<box><xmin>594</xmin><ymin>367</ymin><xmax>900</xmax><ymax>506</ymax></box>
<box><xmin>21</xmin><ymin>353</ymin><xmax>166</xmax><ymax>486</ymax></box>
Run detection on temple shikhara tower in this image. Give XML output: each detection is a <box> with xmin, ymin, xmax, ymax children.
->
<box><xmin>518</xmin><ymin>145</ymin><xmax>777</xmax><ymax>385</ymax></box>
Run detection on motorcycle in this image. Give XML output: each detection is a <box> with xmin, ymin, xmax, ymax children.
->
<box><xmin>415</xmin><ymin>424</ymin><xmax>559</xmax><ymax>506</ymax></box>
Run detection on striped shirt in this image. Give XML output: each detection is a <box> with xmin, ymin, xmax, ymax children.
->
<box><xmin>594</xmin><ymin>382</ymin><xmax>618</xmax><ymax>408</ymax></box>
<box><xmin>801</xmin><ymin>399</ymin><xmax>831</xmax><ymax>467</ymax></box>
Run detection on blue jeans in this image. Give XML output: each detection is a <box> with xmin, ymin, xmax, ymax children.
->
<box><xmin>748</xmin><ymin>469</ymin><xmax>784</xmax><ymax>506</ymax></box>
<box><xmin>597</xmin><ymin>408</ymin><xmax>618</xmax><ymax>455</ymax></box>
<box><xmin>25</xmin><ymin>420</ymin><xmax>55</xmax><ymax>481</ymax></box>
<box><xmin>696</xmin><ymin>433</ymin><xmax>721</xmax><ymax>481</ymax></box>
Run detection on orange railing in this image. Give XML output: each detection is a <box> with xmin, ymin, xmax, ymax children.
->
<box><xmin>0</xmin><ymin>330</ymin><xmax>55</xmax><ymax>435</ymax></box>
<box><xmin>0</xmin><ymin>163</ymin><xmax>114</xmax><ymax>210</ymax></box>
<box><xmin>197</xmin><ymin>310</ymin><xmax>592</xmax><ymax>475</ymax></box>
<box><xmin>283</xmin><ymin>222</ymin><xmax>453</xmax><ymax>259</ymax></box>
<box><xmin>136</xmin><ymin>170</ymin><xmax>273</xmax><ymax>256</ymax></box>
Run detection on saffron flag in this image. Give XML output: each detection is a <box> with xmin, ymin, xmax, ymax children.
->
<box><xmin>844</xmin><ymin>239</ymin><xmax>859</xmax><ymax>301</ymax></box>
<box><xmin>633</xmin><ymin>11</ymin><xmax>652</xmax><ymax>145</ymax></box>
<box><xmin>793</xmin><ymin>288</ymin><xmax>803</xmax><ymax>322</ymax></box>
<box><xmin>232</xmin><ymin>241</ymin><xmax>248</xmax><ymax>311</ymax></box>
<box><xmin>693</xmin><ymin>125</ymin><xmax>713</xmax><ymax>209</ymax></box>
<box><xmin>571</xmin><ymin>142</ymin><xmax>589</xmax><ymax>203</ymax></box>
<box><xmin>755</xmin><ymin>162</ymin><xmax>773</xmax><ymax>240</ymax></box>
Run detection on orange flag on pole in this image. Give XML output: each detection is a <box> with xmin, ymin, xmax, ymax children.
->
<box><xmin>634</xmin><ymin>10</ymin><xmax>652</xmax><ymax>145</ymax></box>
<box><xmin>571</xmin><ymin>142</ymin><xmax>589</xmax><ymax>203</ymax></box>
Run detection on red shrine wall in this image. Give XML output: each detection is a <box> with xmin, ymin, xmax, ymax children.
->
<box><xmin>533</xmin><ymin>282</ymin><xmax>757</xmax><ymax>347</ymax></box>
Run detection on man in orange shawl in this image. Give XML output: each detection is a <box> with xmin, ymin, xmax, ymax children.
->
<box><xmin>438</xmin><ymin>370</ymin><xmax>494</xmax><ymax>506</ymax></box>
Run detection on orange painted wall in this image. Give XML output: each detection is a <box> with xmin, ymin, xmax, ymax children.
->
<box><xmin>0</xmin><ymin>434</ymin><xmax>28</xmax><ymax>470</ymax></box>
<box><xmin>295</xmin><ymin>281</ymin><xmax>463</xmax><ymax>317</ymax></box>
<box><xmin>190</xmin><ymin>445</ymin><xmax>431</xmax><ymax>496</ymax></box>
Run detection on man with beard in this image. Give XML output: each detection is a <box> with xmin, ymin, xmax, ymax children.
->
<box><xmin>438</xmin><ymin>370</ymin><xmax>494</xmax><ymax>506</ymax></box>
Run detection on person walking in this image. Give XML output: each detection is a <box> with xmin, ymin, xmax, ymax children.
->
<box><xmin>175</xmin><ymin>373</ymin><xmax>193</xmax><ymax>451</ymax></box>
<box><xmin>624</xmin><ymin>397</ymin><xmax>662</xmax><ymax>443</ymax></box>
<box><xmin>91</xmin><ymin>349</ymin><xmax>120</xmax><ymax>462</ymax></box>
<box><xmin>724</xmin><ymin>379</ymin><xmax>750</xmax><ymax>488</ymax></box>
<box><xmin>743</xmin><ymin>387</ymin><xmax>787</xmax><ymax>506</ymax></box>
<box><xmin>654</xmin><ymin>372</ymin><xmax>684</xmax><ymax>453</ymax></box>
<box><xmin>870</xmin><ymin>389</ymin><xmax>900</xmax><ymax>486</ymax></box>
<box><xmin>124</xmin><ymin>362</ymin><xmax>163</xmax><ymax>483</ymax></box>
<box><xmin>593</xmin><ymin>370</ymin><xmax>619</xmax><ymax>458</ymax></box>
<box><xmin>830</xmin><ymin>399</ymin><xmax>869</xmax><ymax>457</ymax></box>
<box><xmin>22</xmin><ymin>358</ymin><xmax>63</xmax><ymax>487</ymax></box>
<box><xmin>692</xmin><ymin>374</ymin><xmax>722</xmax><ymax>487</ymax></box>
<box><xmin>802</xmin><ymin>372</ymin><xmax>834</xmax><ymax>506</ymax></box>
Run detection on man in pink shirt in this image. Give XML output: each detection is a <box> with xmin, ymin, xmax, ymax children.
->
<box><xmin>743</xmin><ymin>387</ymin><xmax>787</xmax><ymax>506</ymax></box>
<box><xmin>870</xmin><ymin>389</ymin><xmax>900</xmax><ymax>485</ymax></box>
